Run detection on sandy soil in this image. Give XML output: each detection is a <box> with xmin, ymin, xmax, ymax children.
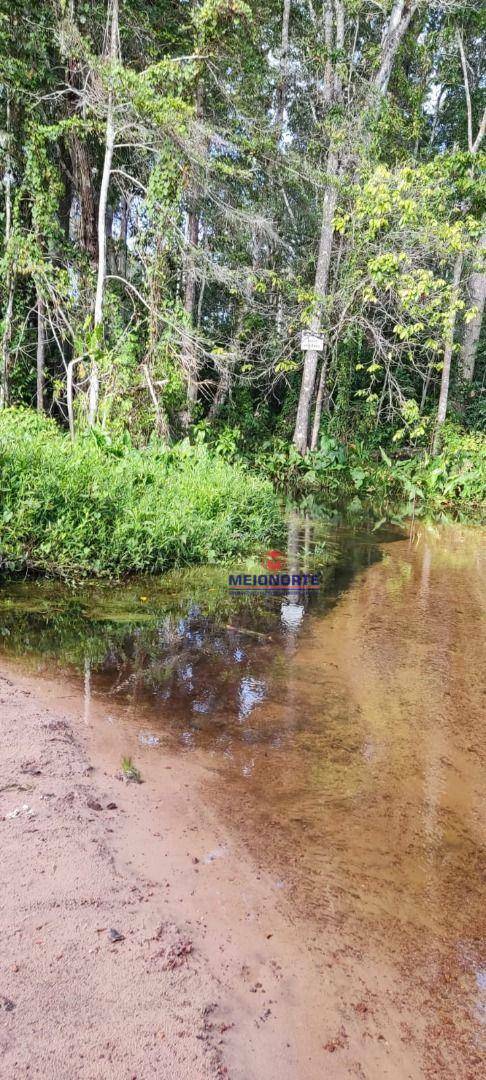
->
<box><xmin>0</xmin><ymin>663</ymin><xmax>340</xmax><ymax>1080</ymax></box>
<box><xmin>0</xmin><ymin>657</ymin><xmax>433</xmax><ymax>1080</ymax></box>
<box><xmin>1</xmin><ymin>668</ymin><xmax>233</xmax><ymax>1079</ymax></box>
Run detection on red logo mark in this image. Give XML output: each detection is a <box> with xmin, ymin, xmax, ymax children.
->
<box><xmin>265</xmin><ymin>550</ymin><xmax>284</xmax><ymax>572</ymax></box>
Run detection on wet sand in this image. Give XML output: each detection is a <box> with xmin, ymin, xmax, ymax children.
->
<box><xmin>0</xmin><ymin>668</ymin><xmax>232</xmax><ymax>1080</ymax></box>
<box><xmin>2</xmin><ymin>661</ymin><xmax>419</xmax><ymax>1080</ymax></box>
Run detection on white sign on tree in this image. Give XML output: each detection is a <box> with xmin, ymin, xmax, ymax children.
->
<box><xmin>300</xmin><ymin>331</ymin><xmax>324</xmax><ymax>352</ymax></box>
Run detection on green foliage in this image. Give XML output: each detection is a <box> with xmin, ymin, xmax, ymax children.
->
<box><xmin>252</xmin><ymin>425</ymin><xmax>486</xmax><ymax>524</ymax></box>
<box><xmin>193</xmin><ymin>0</ymin><xmax>253</xmax><ymax>45</ymax></box>
<box><xmin>0</xmin><ymin>0</ymin><xmax>484</xmax><ymax>542</ymax></box>
<box><xmin>0</xmin><ymin>408</ymin><xmax>282</xmax><ymax>576</ymax></box>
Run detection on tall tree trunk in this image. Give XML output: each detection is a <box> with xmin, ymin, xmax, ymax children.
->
<box><xmin>4</xmin><ymin>92</ymin><xmax>12</xmax><ymax>244</ymax></box>
<box><xmin>105</xmin><ymin>203</ymin><xmax>115</xmax><ymax>274</ymax></box>
<box><xmin>293</xmin><ymin>3</ymin><xmax>342</xmax><ymax>454</ymax></box>
<box><xmin>0</xmin><ymin>277</ymin><xmax>14</xmax><ymax>409</ymax></box>
<box><xmin>142</xmin><ymin>362</ymin><xmax>170</xmax><ymax>441</ymax></box>
<box><xmin>293</xmin><ymin>0</ymin><xmax>422</xmax><ymax>453</ymax></box>
<box><xmin>454</xmin><ymin>33</ymin><xmax>485</xmax><ymax>386</ymax></box>
<box><xmin>89</xmin><ymin>0</ymin><xmax>119</xmax><ymax>426</ymax></box>
<box><xmin>276</xmin><ymin>0</ymin><xmax>291</xmax><ymax>128</ymax></box>
<box><xmin>68</xmin><ymin>128</ymin><xmax>98</xmax><ymax>261</ymax></box>
<box><xmin>67</xmin><ymin>57</ymin><xmax>98</xmax><ymax>262</ymax></box>
<box><xmin>118</xmin><ymin>195</ymin><xmax>128</xmax><ymax>277</ymax></box>
<box><xmin>322</xmin><ymin>1</ymin><xmax>334</xmax><ymax>104</ymax></box>
<box><xmin>36</xmin><ymin>290</ymin><xmax>45</xmax><ymax>413</ymax></box>
<box><xmin>181</xmin><ymin>78</ymin><xmax>204</xmax><ymax>420</ymax></box>
<box><xmin>433</xmin><ymin>253</ymin><xmax>463</xmax><ymax>453</ymax></box>
<box><xmin>0</xmin><ymin>92</ymin><xmax>13</xmax><ymax>410</ymax></box>
<box><xmin>310</xmin><ymin>347</ymin><xmax>329</xmax><ymax>451</ymax></box>
<box><xmin>181</xmin><ymin>201</ymin><xmax>200</xmax><ymax>405</ymax></box>
<box><xmin>333</xmin><ymin>0</ymin><xmax>345</xmax><ymax>98</ymax></box>
<box><xmin>420</xmin><ymin>361</ymin><xmax>432</xmax><ymax>413</ymax></box>
<box><xmin>146</xmin><ymin>231</ymin><xmax>170</xmax><ymax>442</ymax></box>
<box><xmin>460</xmin><ymin>229</ymin><xmax>485</xmax><ymax>382</ymax></box>
<box><xmin>293</xmin><ymin>150</ymin><xmax>338</xmax><ymax>453</ymax></box>
<box><xmin>374</xmin><ymin>1</ymin><xmax>418</xmax><ymax>96</ymax></box>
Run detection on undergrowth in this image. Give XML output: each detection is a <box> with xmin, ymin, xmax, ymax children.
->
<box><xmin>0</xmin><ymin>409</ymin><xmax>282</xmax><ymax>576</ymax></box>
<box><xmin>200</xmin><ymin>422</ymin><xmax>486</xmax><ymax>524</ymax></box>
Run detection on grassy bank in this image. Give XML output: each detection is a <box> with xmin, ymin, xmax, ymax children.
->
<box><xmin>0</xmin><ymin>409</ymin><xmax>282</xmax><ymax>576</ymax></box>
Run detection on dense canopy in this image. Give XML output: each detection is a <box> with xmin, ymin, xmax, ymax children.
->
<box><xmin>0</xmin><ymin>1</ymin><xmax>484</xmax><ymax>515</ymax></box>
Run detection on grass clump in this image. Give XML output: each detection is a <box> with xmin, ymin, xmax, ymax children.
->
<box><xmin>120</xmin><ymin>756</ymin><xmax>141</xmax><ymax>783</ymax></box>
<box><xmin>0</xmin><ymin>408</ymin><xmax>282</xmax><ymax>577</ymax></box>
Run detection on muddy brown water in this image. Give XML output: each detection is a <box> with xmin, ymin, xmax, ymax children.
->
<box><xmin>1</xmin><ymin>519</ymin><xmax>485</xmax><ymax>1074</ymax></box>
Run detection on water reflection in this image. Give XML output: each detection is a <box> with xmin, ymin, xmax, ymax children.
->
<box><xmin>1</xmin><ymin>519</ymin><xmax>485</xmax><ymax>1071</ymax></box>
<box><xmin>0</xmin><ymin>519</ymin><xmax>389</xmax><ymax>751</ymax></box>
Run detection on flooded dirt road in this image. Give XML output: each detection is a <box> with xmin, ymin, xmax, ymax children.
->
<box><xmin>1</xmin><ymin>521</ymin><xmax>485</xmax><ymax>1077</ymax></box>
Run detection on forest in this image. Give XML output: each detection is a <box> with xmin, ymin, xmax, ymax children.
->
<box><xmin>0</xmin><ymin>0</ymin><xmax>485</xmax><ymax>574</ymax></box>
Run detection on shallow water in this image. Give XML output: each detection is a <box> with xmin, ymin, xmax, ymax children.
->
<box><xmin>1</xmin><ymin>518</ymin><xmax>485</xmax><ymax>1073</ymax></box>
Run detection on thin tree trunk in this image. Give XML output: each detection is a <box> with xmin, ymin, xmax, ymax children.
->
<box><xmin>454</xmin><ymin>33</ymin><xmax>485</xmax><ymax>385</ymax></box>
<box><xmin>310</xmin><ymin>347</ymin><xmax>329</xmax><ymax>451</ymax></box>
<box><xmin>293</xmin><ymin>150</ymin><xmax>338</xmax><ymax>453</ymax></box>
<box><xmin>0</xmin><ymin>273</ymin><xmax>14</xmax><ymax>411</ymax></box>
<box><xmin>433</xmin><ymin>253</ymin><xmax>463</xmax><ymax>453</ymax></box>
<box><xmin>293</xmin><ymin>1</ymin><xmax>339</xmax><ymax>455</ymax></box>
<box><xmin>118</xmin><ymin>195</ymin><xmax>128</xmax><ymax>277</ymax></box>
<box><xmin>181</xmin><ymin>78</ymin><xmax>204</xmax><ymax>419</ymax></box>
<box><xmin>89</xmin><ymin>0</ymin><xmax>119</xmax><ymax>426</ymax></box>
<box><xmin>105</xmin><ymin>203</ymin><xmax>115</xmax><ymax>274</ymax></box>
<box><xmin>333</xmin><ymin>0</ymin><xmax>345</xmax><ymax>98</ymax></box>
<box><xmin>293</xmin><ymin>1</ymin><xmax>341</xmax><ymax>454</ymax></box>
<box><xmin>67</xmin><ymin>357</ymin><xmax>76</xmax><ymax>440</ymax></box>
<box><xmin>4</xmin><ymin>93</ymin><xmax>12</xmax><ymax>244</ymax></box>
<box><xmin>208</xmin><ymin>362</ymin><xmax>231</xmax><ymax>420</ymax></box>
<box><xmin>420</xmin><ymin>362</ymin><xmax>432</xmax><ymax>413</ymax></box>
<box><xmin>322</xmin><ymin>1</ymin><xmax>334</xmax><ymax>104</ymax></box>
<box><xmin>374</xmin><ymin>1</ymin><xmax>418</xmax><ymax>96</ymax></box>
<box><xmin>276</xmin><ymin>0</ymin><xmax>291</xmax><ymax>128</ymax></box>
<box><xmin>1</xmin><ymin>277</ymin><xmax>14</xmax><ymax>409</ymax></box>
<box><xmin>142</xmin><ymin>362</ymin><xmax>169</xmax><ymax>442</ymax></box>
<box><xmin>1</xmin><ymin>92</ymin><xmax>13</xmax><ymax>410</ymax></box>
<box><xmin>36</xmin><ymin>291</ymin><xmax>45</xmax><ymax>413</ymax></box>
<box><xmin>182</xmin><ymin>203</ymin><xmax>200</xmax><ymax>405</ymax></box>
<box><xmin>293</xmin><ymin>0</ymin><xmax>422</xmax><ymax>454</ymax></box>
<box><xmin>460</xmin><ymin>229</ymin><xmax>485</xmax><ymax>382</ymax></box>
<box><xmin>67</xmin><ymin>57</ymin><xmax>98</xmax><ymax>262</ymax></box>
<box><xmin>66</xmin><ymin>355</ymin><xmax>86</xmax><ymax>440</ymax></box>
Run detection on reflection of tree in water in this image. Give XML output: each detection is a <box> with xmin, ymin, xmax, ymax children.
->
<box><xmin>0</xmin><ymin>519</ymin><xmax>390</xmax><ymax>747</ymax></box>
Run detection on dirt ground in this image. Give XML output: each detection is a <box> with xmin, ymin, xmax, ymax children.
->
<box><xmin>0</xmin><ymin>663</ymin><xmax>338</xmax><ymax>1080</ymax></box>
<box><xmin>0</xmin><ymin>661</ymin><xmax>431</xmax><ymax>1080</ymax></box>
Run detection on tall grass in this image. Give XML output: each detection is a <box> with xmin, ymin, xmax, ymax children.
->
<box><xmin>0</xmin><ymin>409</ymin><xmax>282</xmax><ymax>576</ymax></box>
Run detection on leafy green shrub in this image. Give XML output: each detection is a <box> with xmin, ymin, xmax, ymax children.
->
<box><xmin>254</xmin><ymin>424</ymin><xmax>486</xmax><ymax>522</ymax></box>
<box><xmin>0</xmin><ymin>408</ymin><xmax>282</xmax><ymax>576</ymax></box>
